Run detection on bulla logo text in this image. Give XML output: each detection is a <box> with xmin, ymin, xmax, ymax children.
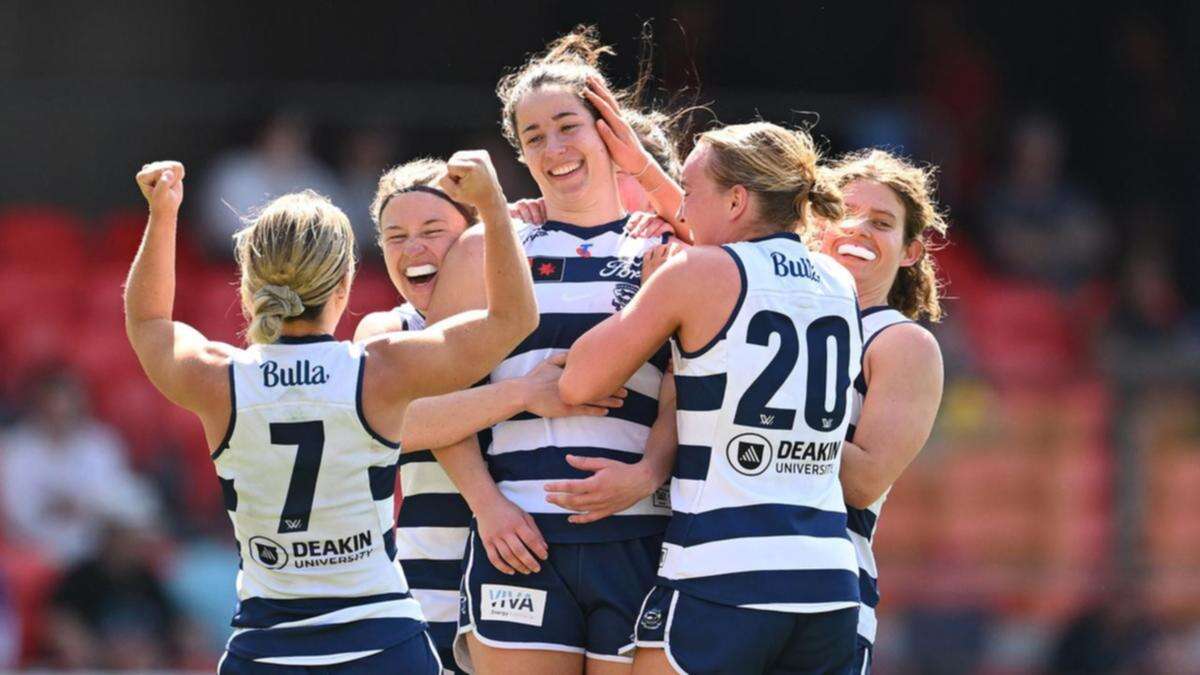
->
<box><xmin>261</xmin><ymin>360</ymin><xmax>329</xmax><ymax>388</ymax></box>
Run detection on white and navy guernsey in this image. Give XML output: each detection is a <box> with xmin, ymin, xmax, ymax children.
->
<box><xmin>213</xmin><ymin>334</ymin><xmax>426</xmax><ymax>666</ymax></box>
<box><xmin>662</xmin><ymin>232</ymin><xmax>864</xmax><ymax>613</ymax></box>
<box><xmin>846</xmin><ymin>306</ymin><xmax>914</xmax><ymax>645</ymax></box>
<box><xmin>486</xmin><ymin>217</ymin><xmax>671</xmax><ymax>543</ymax></box>
<box><xmin>387</xmin><ymin>303</ymin><xmax>474</xmax><ymax>655</ymax></box>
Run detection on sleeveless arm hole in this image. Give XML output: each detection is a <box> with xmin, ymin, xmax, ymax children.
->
<box><xmin>675</xmin><ymin>245</ymin><xmax>748</xmax><ymax>360</ymax></box>
<box><xmin>356</xmin><ymin>353</ymin><xmax>401</xmax><ymax>450</ymax></box>
<box><xmin>210</xmin><ymin>362</ymin><xmax>237</xmax><ymax>460</ymax></box>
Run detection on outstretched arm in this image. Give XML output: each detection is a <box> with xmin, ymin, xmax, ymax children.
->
<box><xmin>840</xmin><ymin>323</ymin><xmax>943</xmax><ymax>509</ymax></box>
<box><xmin>123</xmin><ymin>161</ymin><xmax>230</xmax><ymax>446</ymax></box>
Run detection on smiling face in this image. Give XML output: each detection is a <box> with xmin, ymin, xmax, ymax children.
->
<box><xmin>515</xmin><ymin>85</ymin><xmax>618</xmax><ymax>213</ymax></box>
<box><xmin>378</xmin><ymin>191</ymin><xmax>471</xmax><ymax>312</ymax></box>
<box><xmin>820</xmin><ymin>179</ymin><xmax>921</xmax><ymax>301</ymax></box>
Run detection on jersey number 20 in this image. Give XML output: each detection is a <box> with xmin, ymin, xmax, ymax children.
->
<box><xmin>733</xmin><ymin>311</ymin><xmax>851</xmax><ymax>432</ymax></box>
<box><xmin>271</xmin><ymin>421</ymin><xmax>325</xmax><ymax>534</ymax></box>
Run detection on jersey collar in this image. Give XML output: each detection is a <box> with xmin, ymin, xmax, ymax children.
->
<box><xmin>276</xmin><ymin>334</ymin><xmax>336</xmax><ymax>344</ymax></box>
<box><xmin>541</xmin><ymin>216</ymin><xmax>629</xmax><ymax>240</ymax></box>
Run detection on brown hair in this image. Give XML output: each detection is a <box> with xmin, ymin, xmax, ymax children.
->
<box><xmin>370</xmin><ymin>158</ymin><xmax>477</xmax><ymax>241</ymax></box>
<box><xmin>497</xmin><ymin>25</ymin><xmax>618</xmax><ymax>153</ymax></box>
<box><xmin>234</xmin><ymin>191</ymin><xmax>356</xmax><ymax>344</ymax></box>
<box><xmin>830</xmin><ymin>149</ymin><xmax>949</xmax><ymax>322</ymax></box>
<box><xmin>626</xmin><ymin>108</ymin><xmax>682</xmax><ymax>180</ymax></box>
<box><xmin>697</xmin><ymin>122</ymin><xmax>842</xmax><ymax>232</ymax></box>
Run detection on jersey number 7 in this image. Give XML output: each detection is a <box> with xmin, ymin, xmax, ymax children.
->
<box><xmin>271</xmin><ymin>421</ymin><xmax>325</xmax><ymax>534</ymax></box>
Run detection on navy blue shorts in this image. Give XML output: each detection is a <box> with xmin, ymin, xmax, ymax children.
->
<box><xmin>633</xmin><ymin>585</ymin><xmax>858</xmax><ymax>674</ymax></box>
<box><xmin>456</xmin><ymin>528</ymin><xmax>662</xmax><ymax>666</ymax></box>
<box><xmin>850</xmin><ymin>635</ymin><xmax>873</xmax><ymax>675</ymax></box>
<box><xmin>218</xmin><ymin>630</ymin><xmax>441</xmax><ymax>674</ymax></box>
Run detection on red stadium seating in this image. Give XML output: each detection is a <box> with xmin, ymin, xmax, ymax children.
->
<box><xmin>0</xmin><ymin>206</ymin><xmax>87</xmax><ymax>273</ymax></box>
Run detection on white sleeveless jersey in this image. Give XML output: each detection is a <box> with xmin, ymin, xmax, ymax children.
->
<box><xmin>846</xmin><ymin>306</ymin><xmax>914</xmax><ymax>644</ymax></box>
<box><xmin>485</xmin><ymin>218</ymin><xmax>671</xmax><ymax>543</ymax></box>
<box><xmin>385</xmin><ymin>303</ymin><xmax>473</xmax><ymax>647</ymax></box>
<box><xmin>213</xmin><ymin>335</ymin><xmax>425</xmax><ymax>666</ymax></box>
<box><xmin>662</xmin><ymin>232</ymin><xmax>863</xmax><ymax>613</ymax></box>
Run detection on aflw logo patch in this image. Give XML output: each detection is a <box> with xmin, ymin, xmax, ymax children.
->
<box><xmin>479</xmin><ymin>584</ymin><xmax>547</xmax><ymax>627</ymax></box>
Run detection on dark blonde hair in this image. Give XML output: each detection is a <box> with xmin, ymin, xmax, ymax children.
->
<box><xmin>626</xmin><ymin>108</ymin><xmax>682</xmax><ymax>180</ymax></box>
<box><xmin>830</xmin><ymin>149</ymin><xmax>949</xmax><ymax>322</ymax></box>
<box><xmin>497</xmin><ymin>25</ymin><xmax>619</xmax><ymax>153</ymax></box>
<box><xmin>234</xmin><ymin>191</ymin><xmax>356</xmax><ymax>344</ymax></box>
<box><xmin>370</xmin><ymin>158</ymin><xmax>477</xmax><ymax>242</ymax></box>
<box><xmin>697</xmin><ymin>122</ymin><xmax>843</xmax><ymax>232</ymax></box>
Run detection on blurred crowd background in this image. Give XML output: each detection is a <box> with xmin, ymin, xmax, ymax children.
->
<box><xmin>1</xmin><ymin>2</ymin><xmax>1198</xmax><ymax>672</ymax></box>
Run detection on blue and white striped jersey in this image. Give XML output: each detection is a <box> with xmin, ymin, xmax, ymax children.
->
<box><xmin>661</xmin><ymin>232</ymin><xmax>863</xmax><ymax>613</ymax></box>
<box><xmin>486</xmin><ymin>217</ymin><xmax>671</xmax><ymax>543</ymax></box>
<box><xmin>387</xmin><ymin>303</ymin><xmax>473</xmax><ymax>653</ymax></box>
<box><xmin>214</xmin><ymin>335</ymin><xmax>426</xmax><ymax>666</ymax></box>
<box><xmin>846</xmin><ymin>306</ymin><xmax>913</xmax><ymax>645</ymax></box>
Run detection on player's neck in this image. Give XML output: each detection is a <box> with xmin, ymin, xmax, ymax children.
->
<box><xmin>280</xmin><ymin>318</ymin><xmax>337</xmax><ymax>338</ymax></box>
<box><xmin>544</xmin><ymin>190</ymin><xmax>624</xmax><ymax>227</ymax></box>
<box><xmin>857</xmin><ymin>283</ymin><xmax>889</xmax><ymax>310</ymax></box>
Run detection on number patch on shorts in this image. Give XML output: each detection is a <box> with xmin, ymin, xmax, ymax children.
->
<box><xmin>480</xmin><ymin>584</ymin><xmax>548</xmax><ymax>627</ymax></box>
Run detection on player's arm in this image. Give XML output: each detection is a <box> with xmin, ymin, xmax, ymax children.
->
<box><xmin>840</xmin><ymin>323</ymin><xmax>943</xmax><ymax>509</ymax></box>
<box><xmin>123</xmin><ymin>161</ymin><xmax>231</xmax><ymax>439</ymax></box>
<box><xmin>559</xmin><ymin>249</ymin><xmax>704</xmax><ymax>405</ymax></box>
<box><xmin>353</xmin><ymin>310</ymin><xmax>407</xmax><ymax>342</ymax></box>
<box><xmin>584</xmin><ymin>76</ymin><xmax>689</xmax><ymax>242</ymax></box>
<box><xmin>401</xmin><ymin>354</ymin><xmax>624</xmax><ymax>452</ymax></box>
<box><xmin>365</xmin><ymin>150</ymin><xmax>538</xmax><ymax>403</ymax></box>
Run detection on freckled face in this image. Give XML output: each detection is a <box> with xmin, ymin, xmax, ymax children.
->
<box><xmin>819</xmin><ymin>179</ymin><xmax>912</xmax><ymax>292</ymax></box>
<box><xmin>378</xmin><ymin>192</ymin><xmax>470</xmax><ymax>311</ymax></box>
<box><xmin>515</xmin><ymin>85</ymin><xmax>617</xmax><ymax>208</ymax></box>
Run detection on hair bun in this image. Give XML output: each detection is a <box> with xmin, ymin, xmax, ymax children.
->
<box><xmin>256</xmin><ymin>284</ymin><xmax>305</xmax><ymax>319</ymax></box>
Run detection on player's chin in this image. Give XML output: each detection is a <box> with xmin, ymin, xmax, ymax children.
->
<box><xmin>399</xmin><ymin>277</ymin><xmax>436</xmax><ymax>310</ymax></box>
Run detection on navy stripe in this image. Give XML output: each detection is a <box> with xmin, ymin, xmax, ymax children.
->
<box><xmin>218</xmin><ymin>476</ymin><xmax>238</xmax><ymax>512</ymax></box>
<box><xmin>846</xmin><ymin>423</ymin><xmax>857</xmax><ymax>443</ymax></box>
<box><xmin>357</xmin><ymin>354</ymin><xmax>401</xmax><ymax>449</ymax></box>
<box><xmin>529</xmin><ymin>255</ymin><xmax>642</xmax><ymax>284</ymax></box>
<box><xmin>509</xmin><ymin>387</ymin><xmax>658</xmax><ymax>427</ymax></box>
<box><xmin>233</xmin><ymin>593</ymin><xmax>414</xmax><ymax>628</ymax></box>
<box><xmin>853</xmin><ymin>373</ymin><xmax>867</xmax><ymax>396</ymax></box>
<box><xmin>276</xmin><ymin>334</ymin><xmax>336</xmax><ymax>344</ymax></box>
<box><xmin>662</xmin><ymin>568</ymin><xmax>859</xmax><ymax>607</ymax></box>
<box><xmin>531</xmin><ymin>513</ymin><xmax>669</xmax><ymax>543</ymax></box>
<box><xmin>859</xmin><ymin>569</ymin><xmax>880</xmax><ymax>607</ymax></box>
<box><xmin>398</xmin><ymin>559</ymin><xmax>464</xmax><ymax>591</ymax></box>
<box><xmin>426</xmin><ymin>620</ymin><xmax>458</xmax><ymax>653</ymax></box>
<box><xmin>211</xmin><ymin>363</ymin><xmax>236</xmax><ymax>460</ymax></box>
<box><xmin>673</xmin><ymin>445</ymin><xmax>711</xmax><ymax>481</ymax></box>
<box><xmin>489</xmin><ymin>447</ymin><xmax>644</xmax><ymax>483</ymax></box>
<box><xmin>747</xmin><ymin>232</ymin><xmax>802</xmax><ymax>244</ymax></box>
<box><xmin>677</xmin><ymin>246</ymin><xmax>748</xmax><ymax>359</ymax></box>
<box><xmin>399</xmin><ymin>449</ymin><xmax>436</xmax><ymax>467</ymax></box>
<box><xmin>846</xmin><ymin>506</ymin><xmax>877</xmax><ymax>540</ymax></box>
<box><xmin>384</xmin><ymin>528</ymin><xmax>397</xmax><ymax>560</ymax></box>
<box><xmin>649</xmin><ymin>343</ymin><xmax>671</xmax><ymax>374</ymax></box>
<box><xmin>675</xmin><ymin>373</ymin><xmax>727</xmax><ymax>411</ymax></box>
<box><xmin>227</xmin><ymin>617</ymin><xmax>425</xmax><ymax>661</ymax></box>
<box><xmin>664</xmin><ymin>503</ymin><xmax>850</xmax><ymax>547</ymax></box>
<box><xmin>397</xmin><ymin>493</ymin><xmax>472</xmax><ymax>528</ymax></box>
<box><xmin>510</xmin><ymin>313</ymin><xmax>611</xmax><ymax>358</ymax></box>
<box><xmin>369</xmin><ymin>462</ymin><xmax>399</xmax><ymax>500</ymax></box>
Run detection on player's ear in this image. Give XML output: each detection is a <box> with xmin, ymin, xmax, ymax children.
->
<box><xmin>728</xmin><ymin>185</ymin><xmax>749</xmax><ymax>221</ymax></box>
<box><xmin>900</xmin><ymin>238</ymin><xmax>923</xmax><ymax>268</ymax></box>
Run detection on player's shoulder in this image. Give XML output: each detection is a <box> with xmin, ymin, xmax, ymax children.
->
<box><xmin>867</xmin><ymin>319</ymin><xmax>942</xmax><ymax>370</ymax></box>
<box><xmin>355</xmin><ymin>310</ymin><xmax>408</xmax><ymax>343</ymax></box>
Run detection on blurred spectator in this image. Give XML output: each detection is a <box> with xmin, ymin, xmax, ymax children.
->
<box><xmin>198</xmin><ymin>110</ymin><xmax>339</xmax><ymax>257</ymax></box>
<box><xmin>0</xmin><ymin>367</ymin><xmax>158</xmax><ymax>564</ymax></box>
<box><xmin>336</xmin><ymin>125</ymin><xmax>398</xmax><ymax>254</ymax></box>
<box><xmin>1046</xmin><ymin>582</ymin><xmax>1158</xmax><ymax>674</ymax></box>
<box><xmin>0</xmin><ymin>573</ymin><xmax>17</xmax><ymax>669</ymax></box>
<box><xmin>44</xmin><ymin>522</ymin><xmax>184</xmax><ymax>670</ymax></box>
<box><xmin>979</xmin><ymin>113</ymin><xmax>1112</xmax><ymax>292</ymax></box>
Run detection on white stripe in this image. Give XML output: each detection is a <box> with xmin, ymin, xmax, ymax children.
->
<box><xmin>661</xmin><ymin>591</ymin><xmax>688</xmax><ymax>675</ymax></box>
<box><xmin>491</xmin><ymin>415</ymin><xmax>650</xmax><ymax>456</ymax></box>
<box><xmin>670</xmin><ymin>478</ymin><xmax>704</xmax><ymax>513</ymax></box>
<box><xmin>742</xmin><ymin>600</ymin><xmax>860</xmax><ymax>613</ymax></box>
<box><xmin>669</xmin><ymin>479</ymin><xmax>848</xmax><ymax>516</ymax></box>
<box><xmin>659</xmin><ymin>536</ymin><xmax>858</xmax><ymax>580</ymax></box>
<box><xmin>412</xmin><ymin>588</ymin><xmax>461</xmax><ymax>624</ymax></box>
<box><xmin>401</xmin><ymin>461</ymin><xmax>460</xmax><ymax>496</ymax></box>
<box><xmin>256</xmin><ymin>650</ymin><xmax>382</xmax><ymax>666</ymax></box>
<box><xmin>532</xmin><ymin>280</ymin><xmax>634</xmax><ymax>315</ymax></box>
<box><xmin>858</xmin><ymin>603</ymin><xmax>877</xmax><ymax>643</ymax></box>
<box><xmin>500</xmin><ymin>479</ymin><xmax>669</xmax><ymax>516</ymax></box>
<box><xmin>394</xmin><ymin>526</ymin><xmax>470</xmax><ymax>561</ymax></box>
<box><xmin>848</xmin><ymin>530</ymin><xmax>878</xmax><ymax>579</ymax></box>
<box><xmin>673</xmin><ymin>342</ymin><xmax>728</xmax><ymax>375</ymax></box>
<box><xmin>675</xmin><ymin>410</ymin><xmax>721</xmax><ymax>448</ymax></box>
<box><xmin>586</xmin><ymin>651</ymin><xmax>633</xmax><ymax>663</ymax></box>
<box><xmin>263</xmin><ymin>597</ymin><xmax>425</xmax><ymax>629</ymax></box>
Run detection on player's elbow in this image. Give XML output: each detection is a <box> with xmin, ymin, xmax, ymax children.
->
<box><xmin>557</xmin><ymin>369</ymin><xmax>593</xmax><ymax>407</ymax></box>
<box><xmin>843</xmin><ymin>481</ymin><xmax>886</xmax><ymax>510</ymax></box>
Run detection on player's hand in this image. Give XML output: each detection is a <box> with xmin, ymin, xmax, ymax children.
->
<box><xmin>136</xmin><ymin>161</ymin><xmax>185</xmax><ymax>215</ymax></box>
<box><xmin>521</xmin><ymin>353</ymin><xmax>626</xmax><ymax>419</ymax></box>
<box><xmin>625</xmin><ymin>212</ymin><xmax>674</xmax><ymax>239</ymax></box>
<box><xmin>584</xmin><ymin>76</ymin><xmax>656</xmax><ymax>178</ymax></box>
<box><xmin>544</xmin><ymin>455</ymin><xmax>660</xmax><ymax>524</ymax></box>
<box><xmin>475</xmin><ymin>495</ymin><xmax>548</xmax><ymax>575</ymax></box>
<box><xmin>642</xmin><ymin>237</ymin><xmax>688</xmax><ymax>284</ymax></box>
<box><xmin>439</xmin><ymin>150</ymin><xmax>506</xmax><ymax>213</ymax></box>
<box><xmin>508</xmin><ymin>198</ymin><xmax>547</xmax><ymax>225</ymax></box>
